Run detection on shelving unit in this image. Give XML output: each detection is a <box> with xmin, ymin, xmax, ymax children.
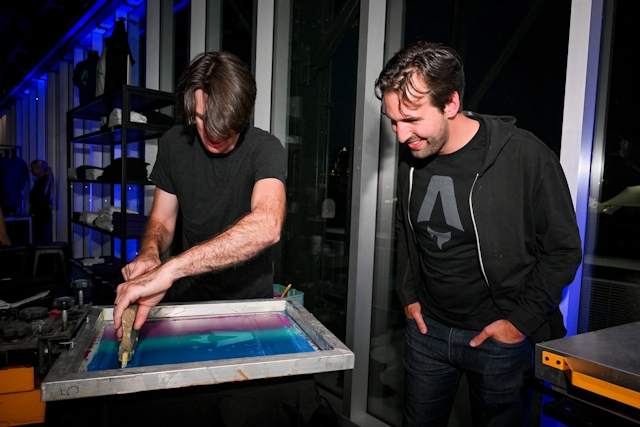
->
<box><xmin>66</xmin><ymin>85</ymin><xmax>175</xmax><ymax>277</ymax></box>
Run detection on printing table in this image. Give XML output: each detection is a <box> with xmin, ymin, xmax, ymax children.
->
<box><xmin>534</xmin><ymin>321</ymin><xmax>640</xmax><ymax>426</ymax></box>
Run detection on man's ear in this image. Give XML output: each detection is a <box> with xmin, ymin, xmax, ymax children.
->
<box><xmin>444</xmin><ymin>92</ymin><xmax>460</xmax><ymax>118</ymax></box>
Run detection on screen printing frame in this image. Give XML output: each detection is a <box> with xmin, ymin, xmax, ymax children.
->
<box><xmin>41</xmin><ymin>298</ymin><xmax>354</xmax><ymax>401</ymax></box>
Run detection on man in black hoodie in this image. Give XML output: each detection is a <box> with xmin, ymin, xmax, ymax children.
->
<box><xmin>375</xmin><ymin>41</ymin><xmax>582</xmax><ymax>426</ymax></box>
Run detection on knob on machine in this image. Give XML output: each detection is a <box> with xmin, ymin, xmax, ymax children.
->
<box><xmin>52</xmin><ymin>296</ymin><xmax>76</xmax><ymax>331</ymax></box>
<box><xmin>0</xmin><ymin>320</ymin><xmax>32</xmax><ymax>340</ymax></box>
<box><xmin>70</xmin><ymin>279</ymin><xmax>90</xmax><ymax>307</ymax></box>
<box><xmin>18</xmin><ymin>306</ymin><xmax>49</xmax><ymax>321</ymax></box>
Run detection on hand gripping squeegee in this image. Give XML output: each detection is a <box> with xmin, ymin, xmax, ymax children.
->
<box><xmin>118</xmin><ymin>304</ymin><xmax>140</xmax><ymax>368</ymax></box>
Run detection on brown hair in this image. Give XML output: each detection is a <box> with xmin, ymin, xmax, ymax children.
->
<box><xmin>375</xmin><ymin>41</ymin><xmax>465</xmax><ymax>113</ymax></box>
<box><xmin>177</xmin><ymin>51</ymin><xmax>256</xmax><ymax>140</ymax></box>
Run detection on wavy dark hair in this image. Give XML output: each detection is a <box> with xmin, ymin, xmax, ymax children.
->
<box><xmin>177</xmin><ymin>51</ymin><xmax>256</xmax><ymax>140</ymax></box>
<box><xmin>374</xmin><ymin>41</ymin><xmax>465</xmax><ymax>113</ymax></box>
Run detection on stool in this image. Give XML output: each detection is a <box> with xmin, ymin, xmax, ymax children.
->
<box><xmin>30</xmin><ymin>242</ymin><xmax>69</xmax><ymax>281</ymax></box>
<box><xmin>0</xmin><ymin>245</ymin><xmax>28</xmax><ymax>278</ymax></box>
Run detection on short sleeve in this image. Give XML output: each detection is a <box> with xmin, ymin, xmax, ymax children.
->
<box><xmin>149</xmin><ymin>128</ymin><xmax>176</xmax><ymax>194</ymax></box>
<box><xmin>252</xmin><ymin>132</ymin><xmax>286</xmax><ymax>185</ymax></box>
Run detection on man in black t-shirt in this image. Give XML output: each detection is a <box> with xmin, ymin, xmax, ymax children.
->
<box><xmin>110</xmin><ymin>51</ymin><xmax>320</xmax><ymax>427</ymax></box>
<box><xmin>375</xmin><ymin>42</ymin><xmax>582</xmax><ymax>426</ymax></box>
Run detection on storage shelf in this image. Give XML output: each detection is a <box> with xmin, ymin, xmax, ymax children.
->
<box><xmin>70</xmin><ymin>123</ymin><xmax>171</xmax><ymax>146</ymax></box>
<box><xmin>69</xmin><ymin>178</ymin><xmax>154</xmax><ymax>186</ymax></box>
<box><xmin>71</xmin><ymin>256</ymin><xmax>123</xmax><ymax>290</ymax></box>
<box><xmin>68</xmin><ymin>86</ymin><xmax>175</xmax><ymax>120</ymax></box>
<box><xmin>67</xmin><ymin>85</ymin><xmax>175</xmax><ymax>269</ymax></box>
<box><xmin>71</xmin><ymin>219</ymin><xmax>144</xmax><ymax>239</ymax></box>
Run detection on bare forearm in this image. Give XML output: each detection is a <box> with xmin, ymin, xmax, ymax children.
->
<box><xmin>139</xmin><ymin>217</ymin><xmax>174</xmax><ymax>258</ymax></box>
<box><xmin>164</xmin><ymin>210</ymin><xmax>281</xmax><ymax>280</ymax></box>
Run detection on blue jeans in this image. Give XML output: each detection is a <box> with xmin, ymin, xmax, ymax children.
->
<box><xmin>403</xmin><ymin>315</ymin><xmax>533</xmax><ymax>427</ymax></box>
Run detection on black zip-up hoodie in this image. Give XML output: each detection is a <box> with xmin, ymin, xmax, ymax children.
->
<box><xmin>396</xmin><ymin>112</ymin><xmax>583</xmax><ymax>344</ymax></box>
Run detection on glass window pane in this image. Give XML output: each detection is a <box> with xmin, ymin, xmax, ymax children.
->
<box><xmin>581</xmin><ymin>0</ymin><xmax>640</xmax><ymax>333</ymax></box>
<box><xmin>368</xmin><ymin>1</ymin><xmax>571</xmax><ymax>424</ymax></box>
<box><xmin>175</xmin><ymin>0</ymin><xmax>253</xmax><ymax>89</ymax></box>
<box><xmin>221</xmin><ymin>0</ymin><xmax>253</xmax><ymax>65</ymax></box>
<box><xmin>275</xmin><ymin>0</ymin><xmax>359</xmax><ymax>398</ymax></box>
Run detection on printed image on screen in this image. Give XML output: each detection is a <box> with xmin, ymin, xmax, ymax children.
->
<box><xmin>80</xmin><ymin>312</ymin><xmax>316</xmax><ymax>372</ymax></box>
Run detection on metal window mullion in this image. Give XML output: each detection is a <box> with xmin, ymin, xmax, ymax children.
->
<box><xmin>344</xmin><ymin>0</ymin><xmax>386</xmax><ymax>421</ymax></box>
<box><xmin>558</xmin><ymin>0</ymin><xmax>605</xmax><ymax>336</ymax></box>
<box><xmin>190</xmin><ymin>0</ymin><xmax>207</xmax><ymax>61</ymax></box>
<box><xmin>253</xmin><ymin>0</ymin><xmax>275</xmax><ymax>133</ymax></box>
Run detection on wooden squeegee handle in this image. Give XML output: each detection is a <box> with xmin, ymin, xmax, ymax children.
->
<box><xmin>119</xmin><ymin>304</ymin><xmax>139</xmax><ymax>367</ymax></box>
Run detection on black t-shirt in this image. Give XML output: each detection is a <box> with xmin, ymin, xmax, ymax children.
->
<box><xmin>29</xmin><ymin>175</ymin><xmax>51</xmax><ymax>214</ymax></box>
<box><xmin>150</xmin><ymin>125</ymin><xmax>286</xmax><ymax>302</ymax></box>
<box><xmin>410</xmin><ymin>119</ymin><xmax>504</xmax><ymax>330</ymax></box>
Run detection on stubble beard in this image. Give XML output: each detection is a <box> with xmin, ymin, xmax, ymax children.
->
<box><xmin>409</xmin><ymin>119</ymin><xmax>450</xmax><ymax>159</ymax></box>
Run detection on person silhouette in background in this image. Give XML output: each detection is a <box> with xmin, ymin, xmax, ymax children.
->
<box><xmin>29</xmin><ymin>159</ymin><xmax>54</xmax><ymax>243</ymax></box>
<box><xmin>1</xmin><ymin>148</ymin><xmax>29</xmax><ymax>216</ymax></box>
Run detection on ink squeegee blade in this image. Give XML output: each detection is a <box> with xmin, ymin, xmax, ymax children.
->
<box><xmin>118</xmin><ymin>304</ymin><xmax>140</xmax><ymax>368</ymax></box>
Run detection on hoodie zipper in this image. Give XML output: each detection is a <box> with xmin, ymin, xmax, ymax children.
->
<box><xmin>408</xmin><ymin>167</ymin><xmax>417</xmax><ymax>243</ymax></box>
<box><xmin>469</xmin><ymin>173</ymin><xmax>490</xmax><ymax>288</ymax></box>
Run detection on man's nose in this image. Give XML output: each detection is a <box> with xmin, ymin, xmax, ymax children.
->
<box><xmin>395</xmin><ymin>122</ymin><xmax>412</xmax><ymax>144</ymax></box>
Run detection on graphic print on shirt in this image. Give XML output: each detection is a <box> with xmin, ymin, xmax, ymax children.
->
<box><xmin>416</xmin><ymin>175</ymin><xmax>463</xmax><ymax>250</ymax></box>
